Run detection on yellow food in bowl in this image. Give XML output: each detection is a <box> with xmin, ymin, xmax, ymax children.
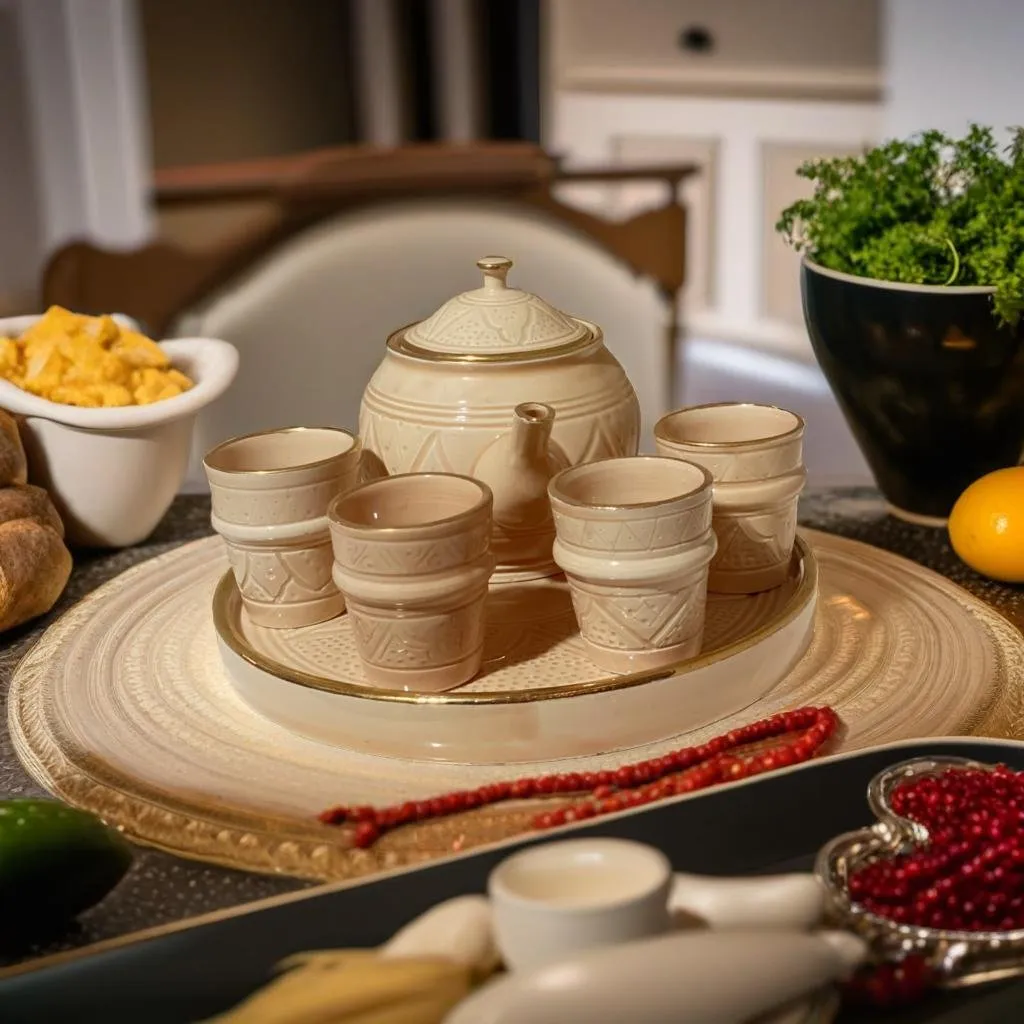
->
<box><xmin>0</xmin><ymin>306</ymin><xmax>194</xmax><ymax>408</ymax></box>
<box><xmin>948</xmin><ymin>466</ymin><xmax>1024</xmax><ymax>584</ymax></box>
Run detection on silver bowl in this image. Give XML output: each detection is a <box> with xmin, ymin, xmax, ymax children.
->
<box><xmin>815</xmin><ymin>755</ymin><xmax>1024</xmax><ymax>989</ymax></box>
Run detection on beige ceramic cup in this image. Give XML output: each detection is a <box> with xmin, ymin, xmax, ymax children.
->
<box><xmin>548</xmin><ymin>455</ymin><xmax>717</xmax><ymax>674</ymax></box>
<box><xmin>204</xmin><ymin>426</ymin><xmax>366</xmax><ymax>629</ymax></box>
<box><xmin>328</xmin><ymin>473</ymin><xmax>495</xmax><ymax>692</ymax></box>
<box><xmin>654</xmin><ymin>403</ymin><xmax>806</xmax><ymax>595</ymax></box>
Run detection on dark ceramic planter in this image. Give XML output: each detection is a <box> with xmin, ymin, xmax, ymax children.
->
<box><xmin>801</xmin><ymin>260</ymin><xmax>1024</xmax><ymax>523</ymax></box>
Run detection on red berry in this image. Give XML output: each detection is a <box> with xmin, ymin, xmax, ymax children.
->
<box><xmin>850</xmin><ymin>764</ymin><xmax>1024</xmax><ymax>933</ymax></box>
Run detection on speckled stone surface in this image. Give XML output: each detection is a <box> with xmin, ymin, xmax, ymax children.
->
<box><xmin>0</xmin><ymin>488</ymin><xmax>1020</xmax><ymax>964</ymax></box>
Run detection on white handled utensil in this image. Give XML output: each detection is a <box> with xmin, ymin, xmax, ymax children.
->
<box><xmin>443</xmin><ymin>929</ymin><xmax>866</xmax><ymax>1024</ymax></box>
<box><xmin>670</xmin><ymin>871</ymin><xmax>825</xmax><ymax>931</ymax></box>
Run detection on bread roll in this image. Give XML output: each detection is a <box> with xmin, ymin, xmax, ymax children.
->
<box><xmin>0</xmin><ymin>482</ymin><xmax>65</xmax><ymax>537</ymax></box>
<box><xmin>0</xmin><ymin>410</ymin><xmax>72</xmax><ymax>631</ymax></box>
<box><xmin>0</xmin><ymin>504</ymin><xmax>72</xmax><ymax>632</ymax></box>
<box><xmin>0</xmin><ymin>409</ymin><xmax>27</xmax><ymax>487</ymax></box>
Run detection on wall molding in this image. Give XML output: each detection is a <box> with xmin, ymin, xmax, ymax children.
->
<box><xmin>556</xmin><ymin>64</ymin><xmax>883</xmax><ymax>104</ymax></box>
<box><xmin>547</xmin><ymin>91</ymin><xmax>882</xmax><ymax>359</ymax></box>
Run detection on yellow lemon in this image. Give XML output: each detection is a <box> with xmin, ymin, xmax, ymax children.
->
<box><xmin>948</xmin><ymin>467</ymin><xmax>1024</xmax><ymax>583</ymax></box>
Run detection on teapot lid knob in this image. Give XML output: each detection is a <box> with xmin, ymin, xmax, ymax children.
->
<box><xmin>477</xmin><ymin>256</ymin><xmax>513</xmax><ymax>290</ymax></box>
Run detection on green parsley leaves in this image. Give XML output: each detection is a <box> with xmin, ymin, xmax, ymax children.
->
<box><xmin>776</xmin><ymin>125</ymin><xmax>1024</xmax><ymax>327</ymax></box>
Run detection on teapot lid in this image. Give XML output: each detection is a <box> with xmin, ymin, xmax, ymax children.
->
<box><xmin>401</xmin><ymin>257</ymin><xmax>593</xmax><ymax>359</ymax></box>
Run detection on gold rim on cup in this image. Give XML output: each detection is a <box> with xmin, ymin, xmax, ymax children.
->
<box><xmin>327</xmin><ymin>472</ymin><xmax>493</xmax><ymax>535</ymax></box>
<box><xmin>203</xmin><ymin>426</ymin><xmax>361</xmax><ymax>476</ymax></box>
<box><xmin>653</xmin><ymin>403</ymin><xmax>805</xmax><ymax>450</ymax></box>
<box><xmin>548</xmin><ymin>455</ymin><xmax>714</xmax><ymax>512</ymax></box>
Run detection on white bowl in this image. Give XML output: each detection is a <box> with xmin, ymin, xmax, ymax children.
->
<box><xmin>0</xmin><ymin>314</ymin><xmax>238</xmax><ymax>548</ymax></box>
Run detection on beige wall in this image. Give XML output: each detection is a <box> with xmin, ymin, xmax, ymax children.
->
<box><xmin>140</xmin><ymin>0</ymin><xmax>353</xmax><ymax>168</ymax></box>
<box><xmin>761</xmin><ymin>141</ymin><xmax>864</xmax><ymax>326</ymax></box>
<box><xmin>0</xmin><ymin>0</ymin><xmax>43</xmax><ymax>312</ymax></box>
<box><xmin>885</xmin><ymin>0</ymin><xmax>1024</xmax><ymax>143</ymax></box>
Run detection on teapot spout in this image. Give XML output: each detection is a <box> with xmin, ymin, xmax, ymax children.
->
<box><xmin>510</xmin><ymin>403</ymin><xmax>556</xmax><ymax>462</ymax></box>
<box><xmin>471</xmin><ymin>402</ymin><xmax>565</xmax><ymax>578</ymax></box>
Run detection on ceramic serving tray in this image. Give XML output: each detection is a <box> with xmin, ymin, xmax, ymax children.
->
<box><xmin>8</xmin><ymin>528</ymin><xmax>1023</xmax><ymax>882</ymax></box>
<box><xmin>214</xmin><ymin>535</ymin><xmax>817</xmax><ymax>763</ymax></box>
<box><xmin>3</xmin><ymin>738</ymin><xmax>1024</xmax><ymax>1024</ymax></box>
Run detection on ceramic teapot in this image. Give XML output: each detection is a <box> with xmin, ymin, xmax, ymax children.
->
<box><xmin>359</xmin><ymin>256</ymin><xmax>640</xmax><ymax>580</ymax></box>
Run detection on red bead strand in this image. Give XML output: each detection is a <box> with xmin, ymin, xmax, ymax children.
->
<box><xmin>318</xmin><ymin>706</ymin><xmax>839</xmax><ymax>849</ymax></box>
<box><xmin>848</xmin><ymin>763</ymin><xmax>1024</xmax><ymax>933</ymax></box>
<box><xmin>841</xmin><ymin>955</ymin><xmax>936</xmax><ymax>1008</ymax></box>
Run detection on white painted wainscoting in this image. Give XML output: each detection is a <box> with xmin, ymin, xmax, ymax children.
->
<box><xmin>547</xmin><ymin>90</ymin><xmax>881</xmax><ymax>360</ymax></box>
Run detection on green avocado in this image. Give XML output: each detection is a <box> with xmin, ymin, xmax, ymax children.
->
<box><xmin>0</xmin><ymin>799</ymin><xmax>133</xmax><ymax>939</ymax></box>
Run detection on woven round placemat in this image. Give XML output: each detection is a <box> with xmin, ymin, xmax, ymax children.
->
<box><xmin>9</xmin><ymin>528</ymin><xmax>1024</xmax><ymax>881</ymax></box>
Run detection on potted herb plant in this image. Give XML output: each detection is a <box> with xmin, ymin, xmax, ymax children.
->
<box><xmin>777</xmin><ymin>125</ymin><xmax>1024</xmax><ymax>524</ymax></box>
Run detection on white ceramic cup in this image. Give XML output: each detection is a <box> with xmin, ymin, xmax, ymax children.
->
<box><xmin>654</xmin><ymin>403</ymin><xmax>807</xmax><ymax>595</ymax></box>
<box><xmin>488</xmin><ymin>838</ymin><xmax>674</xmax><ymax>973</ymax></box>
<box><xmin>548</xmin><ymin>455</ymin><xmax>717</xmax><ymax>674</ymax></box>
<box><xmin>204</xmin><ymin>426</ymin><xmax>368</xmax><ymax>629</ymax></box>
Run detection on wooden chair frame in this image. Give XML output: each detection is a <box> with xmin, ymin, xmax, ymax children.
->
<box><xmin>43</xmin><ymin>142</ymin><xmax>697</xmax><ymax>398</ymax></box>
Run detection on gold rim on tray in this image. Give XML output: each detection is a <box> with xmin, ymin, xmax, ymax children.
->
<box><xmin>212</xmin><ymin>535</ymin><xmax>818</xmax><ymax>705</ymax></box>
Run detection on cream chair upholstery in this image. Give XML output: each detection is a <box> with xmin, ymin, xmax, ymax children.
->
<box><xmin>173</xmin><ymin>198</ymin><xmax>669</xmax><ymax>489</ymax></box>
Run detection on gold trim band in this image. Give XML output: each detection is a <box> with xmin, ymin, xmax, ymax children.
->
<box><xmin>386</xmin><ymin>317</ymin><xmax>602</xmax><ymax>364</ymax></box>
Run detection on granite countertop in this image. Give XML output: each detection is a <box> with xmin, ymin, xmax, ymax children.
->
<box><xmin>1</xmin><ymin>487</ymin><xmax>1021</xmax><ymax>966</ymax></box>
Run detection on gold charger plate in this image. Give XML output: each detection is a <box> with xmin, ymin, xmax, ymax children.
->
<box><xmin>9</xmin><ymin>529</ymin><xmax>1024</xmax><ymax>881</ymax></box>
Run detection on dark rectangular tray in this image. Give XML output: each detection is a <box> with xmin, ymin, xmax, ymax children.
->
<box><xmin>2</xmin><ymin>738</ymin><xmax>1024</xmax><ymax>1023</ymax></box>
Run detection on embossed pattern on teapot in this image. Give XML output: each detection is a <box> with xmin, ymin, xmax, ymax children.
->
<box><xmin>358</xmin><ymin>257</ymin><xmax>640</xmax><ymax>581</ymax></box>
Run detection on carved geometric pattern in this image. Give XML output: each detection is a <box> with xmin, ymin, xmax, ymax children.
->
<box><xmin>226</xmin><ymin>541</ymin><xmax>335</xmax><ymax>606</ymax></box>
<box><xmin>409</xmin><ymin>431</ymin><xmax>457</xmax><ymax>473</ymax></box>
<box><xmin>359</xmin><ymin>412</ymin><xmax>381</xmax><ymax>459</ymax></box>
<box><xmin>212</xmin><ymin>474</ymin><xmax>357</xmax><ymax>527</ymax></box>
<box><xmin>335</xmin><ymin>521</ymin><xmax>491</xmax><ymax>577</ymax></box>
<box><xmin>569</xmin><ymin>581</ymin><xmax>707</xmax><ymax>651</ymax></box>
<box><xmin>357</xmin><ymin>393</ymin><xmax>639</xmax><ymax>482</ymax></box>
<box><xmin>349</xmin><ymin>601</ymin><xmax>486</xmax><ymax>669</ymax></box>
<box><xmin>656</xmin><ymin>438</ymin><xmax>803</xmax><ymax>484</ymax></box>
<box><xmin>712</xmin><ymin>504</ymin><xmax>798</xmax><ymax>573</ymax></box>
<box><xmin>407</xmin><ymin>292</ymin><xmax>586</xmax><ymax>353</ymax></box>
<box><xmin>580</xmin><ymin>414</ymin><xmax>633</xmax><ymax>464</ymax></box>
<box><xmin>552</xmin><ymin>506</ymin><xmax>711</xmax><ymax>553</ymax></box>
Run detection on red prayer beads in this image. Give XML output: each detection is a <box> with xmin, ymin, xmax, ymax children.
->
<box><xmin>841</xmin><ymin>955</ymin><xmax>936</xmax><ymax>1008</ymax></box>
<box><xmin>849</xmin><ymin>764</ymin><xmax>1024</xmax><ymax>933</ymax></box>
<box><xmin>319</xmin><ymin>705</ymin><xmax>839</xmax><ymax>848</ymax></box>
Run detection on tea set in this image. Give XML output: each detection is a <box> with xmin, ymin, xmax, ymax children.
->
<box><xmin>204</xmin><ymin>256</ymin><xmax>808</xmax><ymax>692</ymax></box>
